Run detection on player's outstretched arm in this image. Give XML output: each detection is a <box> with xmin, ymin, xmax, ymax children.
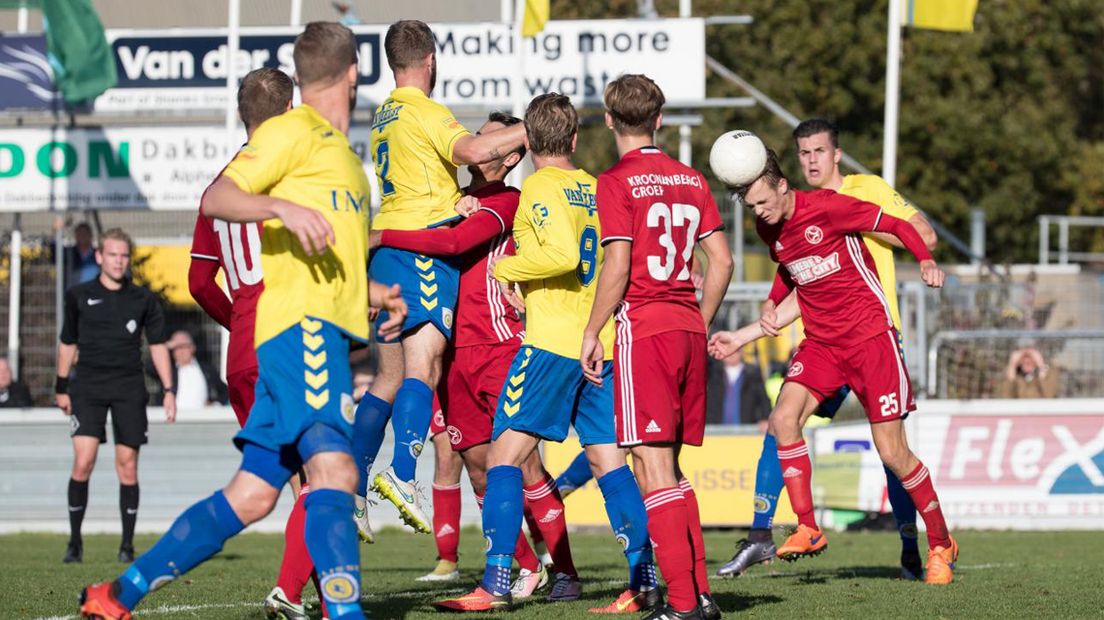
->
<box><xmin>697</xmin><ymin>231</ymin><xmax>734</xmax><ymax>328</ymax></box>
<box><xmin>707</xmin><ymin>291</ymin><xmax>801</xmax><ymax>360</ymax></box>
<box><xmin>370</xmin><ymin>281</ymin><xmax>408</xmax><ymax>342</ymax></box>
<box><xmin>202</xmin><ymin>177</ymin><xmax>334</xmax><ymax>255</ymax></box>
<box><xmin>375</xmin><ymin>210</ymin><xmax>504</xmax><ymax>257</ymax></box>
<box><xmin>188</xmin><ymin>258</ymin><xmax>232</xmax><ymax>329</ymax></box>
<box><xmin>874</xmin><ymin>215</ymin><xmax>945</xmax><ymax>288</ymax></box>
<box><xmin>452</xmin><ymin>123</ymin><xmax>527</xmax><ymax>165</ymax></box>
<box><xmin>581</xmin><ymin>241</ymin><xmax>631</xmax><ymax>385</ymax></box>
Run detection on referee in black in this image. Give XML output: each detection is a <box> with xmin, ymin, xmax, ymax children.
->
<box><xmin>55</xmin><ymin>228</ymin><xmax>177</xmax><ymax>563</ymax></box>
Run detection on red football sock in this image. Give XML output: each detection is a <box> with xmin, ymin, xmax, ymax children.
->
<box><xmin>644</xmin><ymin>488</ymin><xmax>696</xmax><ymax>613</ymax></box>
<box><xmin>679</xmin><ymin>478</ymin><xmax>709</xmax><ymax>595</ymax></box>
<box><xmin>276</xmin><ymin>487</ymin><xmax>314</xmax><ymax>603</ymax></box>
<box><xmin>432</xmin><ymin>483</ymin><xmax>462</xmax><ymax>563</ymax></box>
<box><xmin>475</xmin><ymin>490</ymin><xmax>539</xmax><ymax>572</ymax></box>
<box><xmin>522</xmin><ymin>503</ymin><xmax>545</xmax><ymax>547</ymax></box>
<box><xmin>777</xmin><ymin>440</ymin><xmax>818</xmax><ymax>529</ymax></box>
<box><xmin>524</xmin><ymin>473</ymin><xmax>576</xmax><ymax>576</ymax></box>
<box><xmin>899</xmin><ymin>462</ymin><xmax>952</xmax><ymax>550</ymax></box>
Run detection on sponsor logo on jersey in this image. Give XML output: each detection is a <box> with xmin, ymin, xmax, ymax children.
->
<box><xmin>371</xmin><ymin>101</ymin><xmax>403</xmax><ymax>132</ymax></box>
<box><xmin>804</xmin><ymin>225</ymin><xmax>824</xmax><ymax>244</ymax></box>
<box><xmin>787</xmin><ymin>362</ymin><xmax>804</xmax><ymax>377</ymax></box>
<box><xmin>126</xmin><ymin>319</ymin><xmax>137</xmax><ymax>333</ymax></box>
<box><xmin>774</xmin><ymin>241</ymin><xmax>783</xmax><ymax>252</ymax></box>
<box><xmin>785</xmin><ymin>253</ymin><xmax>841</xmax><ymax>285</ymax></box>
<box><xmin>87</xmin><ymin>298</ymin><xmax>103</xmax><ymax>306</ymax></box>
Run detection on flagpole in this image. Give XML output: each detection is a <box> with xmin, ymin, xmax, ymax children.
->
<box><xmin>882</xmin><ymin>0</ymin><xmax>902</xmax><ymax>187</ymax></box>
<box><xmin>507</xmin><ymin>0</ymin><xmax>527</xmax><ymax>188</ymax></box>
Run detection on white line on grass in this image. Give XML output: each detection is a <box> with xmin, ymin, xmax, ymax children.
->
<box><xmin>35</xmin><ymin>587</ymin><xmax>467</xmax><ymax>620</ymax></box>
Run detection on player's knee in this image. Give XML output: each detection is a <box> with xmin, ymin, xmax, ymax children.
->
<box><xmin>304</xmin><ymin>451</ymin><xmax>358</xmax><ymax>493</ymax></box>
<box><xmin>585</xmin><ymin>444</ymin><xmax>627</xmax><ymax>478</ymax></box>
<box><xmin>223</xmin><ymin>473</ymin><xmax>280</xmax><ymax>524</ymax></box>
<box><xmin>71</xmin><ymin>459</ymin><xmax>95</xmax><ymax>480</ymax></box>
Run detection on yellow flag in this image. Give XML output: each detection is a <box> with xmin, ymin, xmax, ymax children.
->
<box><xmin>522</xmin><ymin>0</ymin><xmax>550</xmax><ymax>37</ymax></box>
<box><xmin>903</xmin><ymin>0</ymin><xmax>978</xmax><ymax>32</ymax></box>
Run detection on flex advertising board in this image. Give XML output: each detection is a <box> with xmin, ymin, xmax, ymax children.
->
<box><xmin>810</xmin><ymin>400</ymin><xmax>1104</xmax><ymax>530</ymax></box>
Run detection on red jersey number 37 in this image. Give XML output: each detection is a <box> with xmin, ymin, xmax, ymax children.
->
<box><xmin>647</xmin><ymin>201</ymin><xmax>701</xmax><ymax>281</ymax></box>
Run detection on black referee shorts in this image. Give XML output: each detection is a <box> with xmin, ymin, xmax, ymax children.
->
<box><xmin>69</xmin><ymin>377</ymin><xmax>149</xmax><ymax>448</ymax></box>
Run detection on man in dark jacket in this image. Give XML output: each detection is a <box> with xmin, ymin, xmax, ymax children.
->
<box><xmin>706</xmin><ymin>347</ymin><xmax>771</xmax><ymax>427</ymax></box>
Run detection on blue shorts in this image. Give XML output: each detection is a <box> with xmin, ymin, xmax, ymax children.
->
<box><xmin>235</xmin><ymin>317</ymin><xmax>356</xmax><ymax>460</ymax></box>
<box><xmin>815</xmin><ymin>331</ymin><xmax>906</xmax><ymax>419</ymax></box>
<box><xmin>369</xmin><ymin>246</ymin><xmax>459</xmax><ymax>341</ymax></box>
<box><xmin>492</xmin><ymin>345</ymin><xmax>616</xmax><ymax>446</ymax></box>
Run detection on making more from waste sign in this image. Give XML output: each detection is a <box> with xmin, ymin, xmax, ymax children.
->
<box><xmin>93</xmin><ymin>19</ymin><xmax>704</xmax><ymax>112</ymax></box>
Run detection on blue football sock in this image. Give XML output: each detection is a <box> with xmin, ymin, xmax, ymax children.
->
<box><xmin>597</xmin><ymin>465</ymin><xmax>655</xmax><ymax>591</ymax></box>
<box><xmin>481</xmin><ymin>465</ymin><xmax>523</xmax><ymax>596</ymax></box>
<box><xmin>555</xmin><ymin>449</ymin><xmax>594</xmax><ymax>493</ymax></box>
<box><xmin>353</xmin><ymin>393</ymin><xmax>392</xmax><ymax>495</ymax></box>
<box><xmin>115</xmin><ymin>490</ymin><xmax>244</xmax><ymax>609</ymax></box>
<box><xmin>388</xmin><ymin>378</ymin><xmax>434</xmax><ymax>482</ymax></box>
<box><xmin>751</xmin><ymin>433</ymin><xmax>784</xmax><ymax>531</ymax></box>
<box><xmin>305</xmin><ymin>489</ymin><xmax>365</xmax><ymax>620</ymax></box>
<box><xmin>884</xmin><ymin>465</ymin><xmax>920</xmax><ymax>553</ymax></box>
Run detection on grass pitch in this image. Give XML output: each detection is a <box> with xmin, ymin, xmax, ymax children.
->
<box><xmin>3</xmin><ymin>528</ymin><xmax>1102</xmax><ymax>619</ymax></box>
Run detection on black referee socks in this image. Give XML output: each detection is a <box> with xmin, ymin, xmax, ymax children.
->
<box><xmin>68</xmin><ymin>478</ymin><xmax>89</xmax><ymax>543</ymax></box>
<box><xmin>120</xmin><ymin>483</ymin><xmax>139</xmax><ymax>547</ymax></box>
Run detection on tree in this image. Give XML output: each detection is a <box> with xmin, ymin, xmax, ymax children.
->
<box><xmin>557</xmin><ymin>0</ymin><xmax>1104</xmax><ymax>263</ymax></box>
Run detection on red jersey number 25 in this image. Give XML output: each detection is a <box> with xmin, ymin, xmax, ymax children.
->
<box><xmin>646</xmin><ymin>202</ymin><xmax>700</xmax><ymax>281</ymax></box>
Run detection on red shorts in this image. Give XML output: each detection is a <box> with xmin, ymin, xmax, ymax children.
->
<box><xmin>227</xmin><ymin>367</ymin><xmax>258</xmax><ymax>428</ymax></box>
<box><xmin>785</xmin><ymin>328</ymin><xmax>916</xmax><ymax>422</ymax></box>
<box><xmin>439</xmin><ymin>337</ymin><xmax>521</xmax><ymax>451</ymax></box>
<box><xmin>428</xmin><ymin>394</ymin><xmax>445</xmax><ymax>437</ymax></box>
<box><xmin>614</xmin><ymin>329</ymin><xmax>707</xmax><ymax>447</ymax></box>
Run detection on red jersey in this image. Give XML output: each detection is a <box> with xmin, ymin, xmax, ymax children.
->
<box><xmin>758</xmin><ymin>189</ymin><xmax>932</xmax><ymax>347</ymax></box>
<box><xmin>596</xmin><ymin>147</ymin><xmax>724</xmax><ymax>340</ymax></box>
<box><xmin>190</xmin><ymin>205</ymin><xmax>264</xmax><ymax>373</ymax></box>
<box><xmin>379</xmin><ymin>181</ymin><xmax>524</xmax><ymax>348</ymax></box>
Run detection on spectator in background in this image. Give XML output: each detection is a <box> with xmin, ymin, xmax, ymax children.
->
<box><xmin>998</xmin><ymin>347</ymin><xmax>1059</xmax><ymax>398</ymax></box>
<box><xmin>0</xmin><ymin>356</ymin><xmax>33</xmax><ymax>408</ymax></box>
<box><xmin>165</xmin><ymin>330</ymin><xmax>226</xmax><ymax>409</ymax></box>
<box><xmin>65</xmin><ymin>223</ymin><xmax>100</xmax><ymax>288</ymax></box>
<box><xmin>706</xmin><ymin>345</ymin><xmax>771</xmax><ymax>428</ymax></box>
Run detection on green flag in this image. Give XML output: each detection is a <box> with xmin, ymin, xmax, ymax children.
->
<box><xmin>0</xmin><ymin>0</ymin><xmax>117</xmax><ymax>103</ymax></box>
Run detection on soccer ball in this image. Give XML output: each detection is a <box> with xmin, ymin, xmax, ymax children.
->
<box><xmin>709</xmin><ymin>130</ymin><xmax>768</xmax><ymax>188</ymax></box>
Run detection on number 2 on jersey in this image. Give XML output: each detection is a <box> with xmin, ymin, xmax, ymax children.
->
<box><xmin>646</xmin><ymin>202</ymin><xmax>701</xmax><ymax>281</ymax></box>
<box><xmin>375</xmin><ymin>140</ymin><xmax>395</xmax><ymax>196</ymax></box>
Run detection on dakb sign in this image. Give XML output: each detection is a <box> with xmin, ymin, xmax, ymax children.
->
<box><xmin>810</xmin><ymin>400</ymin><xmax>1104</xmax><ymax>530</ymax></box>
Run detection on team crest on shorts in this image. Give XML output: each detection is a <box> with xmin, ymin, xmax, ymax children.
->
<box><xmin>804</xmin><ymin>226</ymin><xmax>824</xmax><ymax>244</ymax></box>
<box><xmin>787</xmin><ymin>362</ymin><xmax>804</xmax><ymax>377</ymax></box>
<box><xmin>433</xmin><ymin>410</ymin><xmax>446</xmax><ymax>428</ymax></box>
<box><xmin>443</xmin><ymin>308</ymin><xmax>454</xmax><ymax>330</ymax></box>
<box><xmin>69</xmin><ymin>415</ymin><xmax>79</xmax><ymax>436</ymax></box>
<box><xmin>341</xmin><ymin>393</ymin><xmax>355</xmax><ymax>424</ymax></box>
<box><xmin>447</xmin><ymin>425</ymin><xmax>463</xmax><ymax>446</ymax></box>
<box><xmin>320</xmin><ymin>571</ymin><xmax>360</xmax><ymax>603</ymax></box>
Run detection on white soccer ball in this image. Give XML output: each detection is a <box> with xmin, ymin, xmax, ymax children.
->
<box><xmin>709</xmin><ymin>130</ymin><xmax>768</xmax><ymax>188</ymax></box>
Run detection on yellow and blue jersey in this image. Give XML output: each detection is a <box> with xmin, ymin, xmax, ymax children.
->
<box><xmin>493</xmin><ymin>166</ymin><xmax>614</xmax><ymax>360</ymax></box>
<box><xmin>222</xmin><ymin>104</ymin><xmax>371</xmax><ymax>347</ymax></box>
<box><xmin>370</xmin><ymin>86</ymin><xmax>471</xmax><ymax>231</ymax></box>
<box><xmin>839</xmin><ymin>174</ymin><xmax>919</xmax><ymax>331</ymax></box>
